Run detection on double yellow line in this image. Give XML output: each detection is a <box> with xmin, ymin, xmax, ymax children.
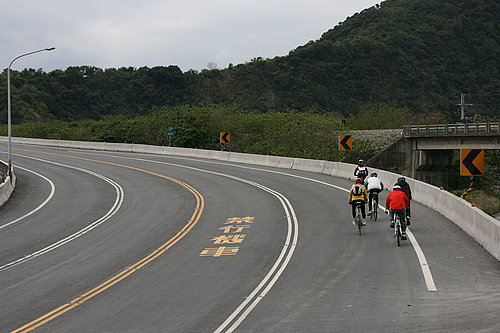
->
<box><xmin>11</xmin><ymin>150</ymin><xmax>205</xmax><ymax>332</ymax></box>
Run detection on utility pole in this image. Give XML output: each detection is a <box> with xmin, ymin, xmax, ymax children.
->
<box><xmin>456</xmin><ymin>93</ymin><xmax>473</xmax><ymax>121</ymax></box>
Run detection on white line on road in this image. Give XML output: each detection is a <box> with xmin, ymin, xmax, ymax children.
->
<box><xmin>0</xmin><ymin>166</ymin><xmax>55</xmax><ymax>230</ymax></box>
<box><xmin>406</xmin><ymin>229</ymin><xmax>437</xmax><ymax>291</ymax></box>
<box><xmin>0</xmin><ymin>155</ymin><xmax>124</xmax><ymax>272</ymax></box>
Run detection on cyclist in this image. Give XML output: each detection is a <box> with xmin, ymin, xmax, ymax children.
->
<box><xmin>354</xmin><ymin>160</ymin><xmax>369</xmax><ymax>181</ymax></box>
<box><xmin>348</xmin><ymin>178</ymin><xmax>368</xmax><ymax>226</ymax></box>
<box><xmin>385</xmin><ymin>185</ymin><xmax>410</xmax><ymax>240</ymax></box>
<box><xmin>396</xmin><ymin>176</ymin><xmax>412</xmax><ymax>225</ymax></box>
<box><xmin>364</xmin><ymin>172</ymin><xmax>384</xmax><ymax>216</ymax></box>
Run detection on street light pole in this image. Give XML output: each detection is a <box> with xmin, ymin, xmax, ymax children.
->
<box><xmin>7</xmin><ymin>47</ymin><xmax>55</xmax><ymax>173</ymax></box>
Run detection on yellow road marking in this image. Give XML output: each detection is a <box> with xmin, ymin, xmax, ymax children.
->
<box><xmin>11</xmin><ymin>149</ymin><xmax>204</xmax><ymax>332</ymax></box>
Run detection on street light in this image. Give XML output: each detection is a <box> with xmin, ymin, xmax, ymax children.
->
<box><xmin>6</xmin><ymin>47</ymin><xmax>55</xmax><ymax>173</ymax></box>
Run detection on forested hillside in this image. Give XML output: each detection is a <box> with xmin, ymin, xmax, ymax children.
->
<box><xmin>0</xmin><ymin>0</ymin><xmax>498</xmax><ymax>123</ymax></box>
<box><xmin>206</xmin><ymin>0</ymin><xmax>499</xmax><ymax>119</ymax></box>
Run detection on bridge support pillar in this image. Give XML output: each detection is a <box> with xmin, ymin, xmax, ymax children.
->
<box><xmin>368</xmin><ymin>138</ymin><xmax>455</xmax><ymax>187</ymax></box>
<box><xmin>413</xmin><ymin>150</ymin><xmax>454</xmax><ymax>187</ymax></box>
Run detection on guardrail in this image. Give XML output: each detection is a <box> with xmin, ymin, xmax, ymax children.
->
<box><xmin>404</xmin><ymin>122</ymin><xmax>500</xmax><ymax>137</ymax></box>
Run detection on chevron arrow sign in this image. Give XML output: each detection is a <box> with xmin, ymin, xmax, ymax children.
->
<box><xmin>339</xmin><ymin>135</ymin><xmax>353</xmax><ymax>151</ymax></box>
<box><xmin>460</xmin><ymin>149</ymin><xmax>484</xmax><ymax>176</ymax></box>
<box><xmin>220</xmin><ymin>132</ymin><xmax>231</xmax><ymax>143</ymax></box>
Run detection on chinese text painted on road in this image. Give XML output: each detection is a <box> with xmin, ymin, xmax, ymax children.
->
<box><xmin>200</xmin><ymin>217</ymin><xmax>255</xmax><ymax>257</ymax></box>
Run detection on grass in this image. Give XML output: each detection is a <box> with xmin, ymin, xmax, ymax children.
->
<box><xmin>458</xmin><ymin>189</ymin><xmax>500</xmax><ymax>217</ymax></box>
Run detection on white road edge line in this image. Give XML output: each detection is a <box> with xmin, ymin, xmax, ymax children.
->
<box><xmin>0</xmin><ymin>165</ymin><xmax>56</xmax><ymax>230</ymax></box>
<box><xmin>220</xmin><ymin>185</ymin><xmax>298</xmax><ymax>333</ymax></box>
<box><xmin>0</xmin><ymin>154</ymin><xmax>124</xmax><ymax>272</ymax></box>
<box><xmin>406</xmin><ymin>229</ymin><xmax>437</xmax><ymax>291</ymax></box>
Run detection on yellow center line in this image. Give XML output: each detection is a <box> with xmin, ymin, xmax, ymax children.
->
<box><xmin>11</xmin><ymin>149</ymin><xmax>205</xmax><ymax>332</ymax></box>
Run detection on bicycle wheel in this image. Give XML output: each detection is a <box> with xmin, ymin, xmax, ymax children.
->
<box><xmin>396</xmin><ymin>217</ymin><xmax>401</xmax><ymax>247</ymax></box>
<box><xmin>373</xmin><ymin>196</ymin><xmax>378</xmax><ymax>221</ymax></box>
<box><xmin>356</xmin><ymin>205</ymin><xmax>362</xmax><ymax>235</ymax></box>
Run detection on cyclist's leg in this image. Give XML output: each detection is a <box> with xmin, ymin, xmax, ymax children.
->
<box><xmin>406</xmin><ymin>201</ymin><xmax>412</xmax><ymax>224</ymax></box>
<box><xmin>360</xmin><ymin>202</ymin><xmax>366</xmax><ymax>225</ymax></box>
<box><xmin>373</xmin><ymin>189</ymin><xmax>380</xmax><ymax>209</ymax></box>
<box><xmin>397</xmin><ymin>209</ymin><xmax>407</xmax><ymax>235</ymax></box>
<box><xmin>368</xmin><ymin>190</ymin><xmax>374</xmax><ymax>212</ymax></box>
<box><xmin>360</xmin><ymin>202</ymin><xmax>366</xmax><ymax>218</ymax></box>
<box><xmin>389</xmin><ymin>209</ymin><xmax>395</xmax><ymax>228</ymax></box>
<box><xmin>351</xmin><ymin>201</ymin><xmax>357</xmax><ymax>225</ymax></box>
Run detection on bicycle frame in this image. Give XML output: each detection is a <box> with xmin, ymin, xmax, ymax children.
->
<box><xmin>355</xmin><ymin>202</ymin><xmax>363</xmax><ymax>235</ymax></box>
<box><xmin>372</xmin><ymin>192</ymin><xmax>379</xmax><ymax>221</ymax></box>
<box><xmin>393</xmin><ymin>214</ymin><xmax>402</xmax><ymax>246</ymax></box>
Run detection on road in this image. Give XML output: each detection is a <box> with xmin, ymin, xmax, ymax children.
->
<box><xmin>1</xmin><ymin>144</ymin><xmax>498</xmax><ymax>332</ymax></box>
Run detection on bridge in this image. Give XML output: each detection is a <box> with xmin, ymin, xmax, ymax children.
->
<box><xmin>369</xmin><ymin>122</ymin><xmax>500</xmax><ymax>186</ymax></box>
<box><xmin>404</xmin><ymin>122</ymin><xmax>500</xmax><ymax>149</ymax></box>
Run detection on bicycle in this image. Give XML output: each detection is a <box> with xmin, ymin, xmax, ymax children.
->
<box><xmin>394</xmin><ymin>213</ymin><xmax>402</xmax><ymax>246</ymax></box>
<box><xmin>353</xmin><ymin>202</ymin><xmax>364</xmax><ymax>235</ymax></box>
<box><xmin>386</xmin><ymin>209</ymin><xmax>404</xmax><ymax>246</ymax></box>
<box><xmin>370</xmin><ymin>191</ymin><xmax>379</xmax><ymax>221</ymax></box>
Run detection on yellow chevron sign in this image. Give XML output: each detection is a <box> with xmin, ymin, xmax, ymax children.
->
<box><xmin>460</xmin><ymin>149</ymin><xmax>484</xmax><ymax>176</ymax></box>
<box><xmin>339</xmin><ymin>135</ymin><xmax>352</xmax><ymax>151</ymax></box>
<box><xmin>220</xmin><ymin>132</ymin><xmax>231</xmax><ymax>143</ymax></box>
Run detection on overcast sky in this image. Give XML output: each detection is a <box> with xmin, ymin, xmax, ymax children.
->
<box><xmin>2</xmin><ymin>0</ymin><xmax>380</xmax><ymax>72</ymax></box>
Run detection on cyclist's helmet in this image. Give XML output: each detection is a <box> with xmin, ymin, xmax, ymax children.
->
<box><xmin>393</xmin><ymin>185</ymin><xmax>401</xmax><ymax>190</ymax></box>
<box><xmin>358</xmin><ymin>159</ymin><xmax>365</xmax><ymax>165</ymax></box>
<box><xmin>371</xmin><ymin>172</ymin><xmax>378</xmax><ymax>177</ymax></box>
<box><xmin>398</xmin><ymin>176</ymin><xmax>406</xmax><ymax>182</ymax></box>
<box><xmin>355</xmin><ymin>178</ymin><xmax>363</xmax><ymax>184</ymax></box>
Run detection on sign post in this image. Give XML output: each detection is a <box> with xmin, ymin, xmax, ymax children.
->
<box><xmin>167</xmin><ymin>125</ymin><xmax>174</xmax><ymax>146</ymax></box>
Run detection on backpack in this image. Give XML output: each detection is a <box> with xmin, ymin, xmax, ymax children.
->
<box><xmin>353</xmin><ymin>184</ymin><xmax>363</xmax><ymax>196</ymax></box>
<box><xmin>357</xmin><ymin>168</ymin><xmax>367</xmax><ymax>178</ymax></box>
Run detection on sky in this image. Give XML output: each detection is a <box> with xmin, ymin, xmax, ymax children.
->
<box><xmin>1</xmin><ymin>0</ymin><xmax>380</xmax><ymax>73</ymax></box>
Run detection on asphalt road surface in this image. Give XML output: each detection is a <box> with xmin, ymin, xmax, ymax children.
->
<box><xmin>1</xmin><ymin>144</ymin><xmax>498</xmax><ymax>332</ymax></box>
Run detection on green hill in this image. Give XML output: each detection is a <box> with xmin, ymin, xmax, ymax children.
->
<box><xmin>202</xmin><ymin>0</ymin><xmax>499</xmax><ymax>119</ymax></box>
<box><xmin>1</xmin><ymin>0</ymin><xmax>498</xmax><ymax>123</ymax></box>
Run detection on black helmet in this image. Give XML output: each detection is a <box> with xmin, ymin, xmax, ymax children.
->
<box><xmin>398</xmin><ymin>176</ymin><xmax>406</xmax><ymax>182</ymax></box>
<box><xmin>371</xmin><ymin>172</ymin><xmax>378</xmax><ymax>177</ymax></box>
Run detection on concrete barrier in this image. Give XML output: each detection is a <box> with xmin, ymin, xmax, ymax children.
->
<box><xmin>0</xmin><ymin>160</ymin><xmax>16</xmax><ymax>208</ymax></box>
<box><xmin>1</xmin><ymin>136</ymin><xmax>498</xmax><ymax>260</ymax></box>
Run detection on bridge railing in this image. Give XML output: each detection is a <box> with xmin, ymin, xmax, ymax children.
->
<box><xmin>404</xmin><ymin>122</ymin><xmax>500</xmax><ymax>137</ymax></box>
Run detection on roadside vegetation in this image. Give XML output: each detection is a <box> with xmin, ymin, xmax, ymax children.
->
<box><xmin>449</xmin><ymin>151</ymin><xmax>500</xmax><ymax>216</ymax></box>
<box><xmin>0</xmin><ymin>103</ymin><xmax>442</xmax><ymax>162</ymax></box>
<box><xmin>0</xmin><ymin>104</ymin><xmax>497</xmax><ymax>216</ymax></box>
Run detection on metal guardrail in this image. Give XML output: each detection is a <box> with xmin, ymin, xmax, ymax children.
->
<box><xmin>404</xmin><ymin>122</ymin><xmax>500</xmax><ymax>137</ymax></box>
